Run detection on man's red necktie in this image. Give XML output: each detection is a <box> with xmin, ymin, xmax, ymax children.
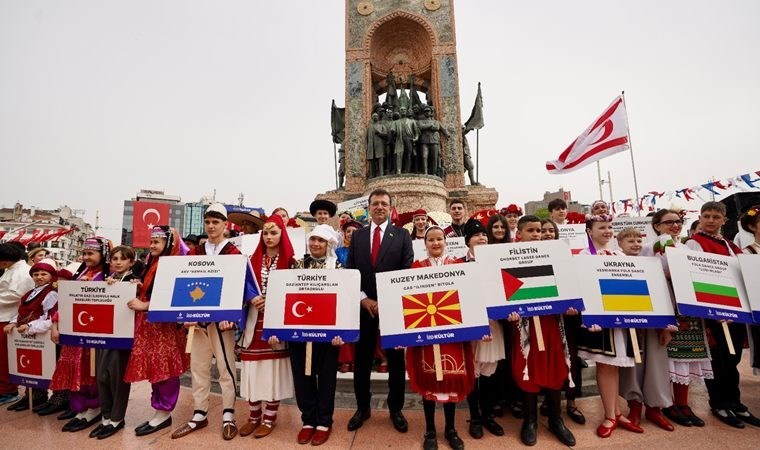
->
<box><xmin>371</xmin><ymin>225</ymin><xmax>381</xmax><ymax>265</ymax></box>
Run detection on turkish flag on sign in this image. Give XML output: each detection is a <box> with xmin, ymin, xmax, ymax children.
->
<box><xmin>132</xmin><ymin>201</ymin><xmax>170</xmax><ymax>248</ymax></box>
<box><xmin>72</xmin><ymin>303</ymin><xmax>115</xmax><ymax>334</ymax></box>
<box><xmin>284</xmin><ymin>293</ymin><xmax>337</xmax><ymax>326</ymax></box>
<box><xmin>16</xmin><ymin>348</ymin><xmax>43</xmax><ymax>376</ymax></box>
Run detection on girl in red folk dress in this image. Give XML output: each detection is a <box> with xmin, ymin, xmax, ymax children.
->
<box><xmin>238</xmin><ymin>214</ymin><xmax>295</xmax><ymax>439</ymax></box>
<box><xmin>124</xmin><ymin>226</ymin><xmax>189</xmax><ymax>437</ymax></box>
<box><xmin>50</xmin><ymin>237</ymin><xmax>111</xmax><ymax>433</ymax></box>
<box><xmin>408</xmin><ymin>226</ymin><xmax>472</xmax><ymax>450</ymax></box>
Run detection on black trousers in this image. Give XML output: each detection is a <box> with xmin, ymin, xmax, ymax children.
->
<box><xmin>704</xmin><ymin>320</ymin><xmax>745</xmax><ymax>410</ymax></box>
<box><xmin>353</xmin><ymin>308</ymin><xmax>405</xmax><ymax>412</ymax></box>
<box><xmin>500</xmin><ymin>319</ymin><xmax>523</xmax><ymax>405</ymax></box>
<box><xmin>95</xmin><ymin>348</ymin><xmax>132</xmax><ymax>422</ymax></box>
<box><xmin>290</xmin><ymin>342</ymin><xmax>339</xmax><ymax>427</ymax></box>
<box><xmin>563</xmin><ymin>314</ymin><xmax>583</xmax><ymax>400</ymax></box>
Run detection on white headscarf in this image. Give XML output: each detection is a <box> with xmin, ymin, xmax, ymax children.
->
<box><xmin>307</xmin><ymin>224</ymin><xmax>340</xmax><ymax>268</ymax></box>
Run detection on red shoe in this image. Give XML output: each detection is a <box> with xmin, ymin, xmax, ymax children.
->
<box><xmin>597</xmin><ymin>417</ymin><xmax>618</xmax><ymax>438</ymax></box>
<box><xmin>311</xmin><ymin>427</ymin><xmax>331</xmax><ymax>446</ymax></box>
<box><xmin>297</xmin><ymin>426</ymin><xmax>315</xmax><ymax>445</ymax></box>
<box><xmin>617</xmin><ymin>414</ymin><xmax>644</xmax><ymax>433</ymax></box>
<box><xmin>627</xmin><ymin>400</ymin><xmax>643</xmax><ymax>426</ymax></box>
<box><xmin>645</xmin><ymin>407</ymin><xmax>674</xmax><ymax>431</ymax></box>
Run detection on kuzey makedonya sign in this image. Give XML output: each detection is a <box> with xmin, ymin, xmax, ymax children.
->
<box><xmin>476</xmin><ymin>240</ymin><xmax>584</xmax><ymax>319</ymax></box>
<box><xmin>262</xmin><ymin>269</ymin><xmax>361</xmax><ymax>343</ymax></box>
<box><xmin>148</xmin><ymin>255</ymin><xmax>248</xmax><ymax>323</ymax></box>
<box><xmin>574</xmin><ymin>255</ymin><xmax>678</xmax><ymax>328</ymax></box>
<box><xmin>376</xmin><ymin>264</ymin><xmax>490</xmax><ymax>348</ymax></box>
<box><xmin>7</xmin><ymin>330</ymin><xmax>57</xmax><ymax>389</ymax></box>
<box><xmin>667</xmin><ymin>247</ymin><xmax>753</xmax><ymax>324</ymax></box>
<box><xmin>57</xmin><ymin>281</ymin><xmax>136</xmax><ymax>349</ymax></box>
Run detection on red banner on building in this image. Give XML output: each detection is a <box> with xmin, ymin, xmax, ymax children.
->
<box><xmin>132</xmin><ymin>201</ymin><xmax>170</xmax><ymax>247</ymax></box>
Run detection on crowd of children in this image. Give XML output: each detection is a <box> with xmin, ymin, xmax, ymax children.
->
<box><xmin>1</xmin><ymin>197</ymin><xmax>759</xmax><ymax>449</ymax></box>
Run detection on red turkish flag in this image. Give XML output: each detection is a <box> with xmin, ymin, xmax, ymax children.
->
<box><xmin>132</xmin><ymin>201</ymin><xmax>170</xmax><ymax>247</ymax></box>
<box><xmin>16</xmin><ymin>348</ymin><xmax>43</xmax><ymax>376</ymax></box>
<box><xmin>72</xmin><ymin>303</ymin><xmax>114</xmax><ymax>334</ymax></box>
<box><xmin>284</xmin><ymin>293</ymin><xmax>337</xmax><ymax>326</ymax></box>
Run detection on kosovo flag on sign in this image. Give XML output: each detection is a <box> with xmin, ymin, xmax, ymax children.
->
<box><xmin>171</xmin><ymin>277</ymin><xmax>224</xmax><ymax>308</ymax></box>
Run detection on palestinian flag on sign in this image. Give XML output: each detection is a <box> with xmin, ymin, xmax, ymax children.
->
<box><xmin>501</xmin><ymin>265</ymin><xmax>559</xmax><ymax>301</ymax></box>
<box><xmin>690</xmin><ymin>273</ymin><xmax>741</xmax><ymax>308</ymax></box>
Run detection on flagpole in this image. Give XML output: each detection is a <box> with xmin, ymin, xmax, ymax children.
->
<box><xmin>476</xmin><ymin>129</ymin><xmax>480</xmax><ymax>184</ymax></box>
<box><xmin>596</xmin><ymin>161</ymin><xmax>604</xmax><ymax>201</ymax></box>
<box><xmin>607</xmin><ymin>170</ymin><xmax>614</xmax><ymax>204</ymax></box>
<box><xmin>621</xmin><ymin>91</ymin><xmax>641</xmax><ymax>215</ymax></box>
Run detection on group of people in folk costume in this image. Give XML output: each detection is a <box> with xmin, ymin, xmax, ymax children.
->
<box><xmin>1</xmin><ymin>190</ymin><xmax>760</xmax><ymax>448</ymax></box>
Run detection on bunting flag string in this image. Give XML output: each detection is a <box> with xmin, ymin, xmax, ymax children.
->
<box><xmin>606</xmin><ymin>169</ymin><xmax>760</xmax><ymax>214</ymax></box>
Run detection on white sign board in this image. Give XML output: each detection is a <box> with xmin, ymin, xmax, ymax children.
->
<box><xmin>557</xmin><ymin>224</ymin><xmax>587</xmax><ymax>253</ymax></box>
<box><xmin>58</xmin><ymin>281</ymin><xmax>136</xmax><ymax>349</ymax></box>
<box><xmin>574</xmin><ymin>255</ymin><xmax>677</xmax><ymax>328</ymax></box>
<box><xmin>376</xmin><ymin>264</ymin><xmax>490</xmax><ymax>348</ymax></box>
<box><xmin>337</xmin><ymin>197</ymin><xmax>369</xmax><ymax>223</ymax></box>
<box><xmin>737</xmin><ymin>254</ymin><xmax>760</xmax><ymax>322</ymax></box>
<box><xmin>666</xmin><ymin>247</ymin><xmax>752</xmax><ymax>323</ymax></box>
<box><xmin>262</xmin><ymin>269</ymin><xmax>361</xmax><ymax>343</ymax></box>
<box><xmin>7</xmin><ymin>330</ymin><xmax>57</xmax><ymax>389</ymax></box>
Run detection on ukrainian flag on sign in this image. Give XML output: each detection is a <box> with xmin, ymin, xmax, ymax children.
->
<box><xmin>171</xmin><ymin>277</ymin><xmax>224</xmax><ymax>308</ymax></box>
<box><xmin>599</xmin><ymin>279</ymin><xmax>653</xmax><ymax>312</ymax></box>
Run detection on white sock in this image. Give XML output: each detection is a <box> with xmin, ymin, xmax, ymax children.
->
<box><xmin>83</xmin><ymin>408</ymin><xmax>101</xmax><ymax>421</ymax></box>
<box><xmin>101</xmin><ymin>418</ymin><xmax>109</xmax><ymax>426</ymax></box>
<box><xmin>111</xmin><ymin>419</ymin><xmax>123</xmax><ymax>427</ymax></box>
<box><xmin>74</xmin><ymin>412</ymin><xmax>86</xmax><ymax>419</ymax></box>
<box><xmin>192</xmin><ymin>412</ymin><xmax>207</xmax><ymax>422</ymax></box>
<box><xmin>316</xmin><ymin>426</ymin><xmax>329</xmax><ymax>431</ymax></box>
<box><xmin>223</xmin><ymin>411</ymin><xmax>234</xmax><ymax>422</ymax></box>
<box><xmin>149</xmin><ymin>410</ymin><xmax>171</xmax><ymax>427</ymax></box>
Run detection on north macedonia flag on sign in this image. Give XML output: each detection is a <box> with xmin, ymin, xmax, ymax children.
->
<box><xmin>402</xmin><ymin>290</ymin><xmax>463</xmax><ymax>329</ymax></box>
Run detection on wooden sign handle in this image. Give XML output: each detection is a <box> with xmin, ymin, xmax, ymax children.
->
<box><xmin>89</xmin><ymin>348</ymin><xmax>96</xmax><ymax>377</ymax></box>
<box><xmin>305</xmin><ymin>341</ymin><xmax>313</xmax><ymax>376</ymax></box>
<box><xmin>630</xmin><ymin>328</ymin><xmax>642</xmax><ymax>364</ymax></box>
<box><xmin>433</xmin><ymin>344</ymin><xmax>443</xmax><ymax>381</ymax></box>
<box><xmin>185</xmin><ymin>326</ymin><xmax>195</xmax><ymax>354</ymax></box>
<box><xmin>532</xmin><ymin>316</ymin><xmax>545</xmax><ymax>352</ymax></box>
<box><xmin>722</xmin><ymin>321</ymin><xmax>736</xmax><ymax>355</ymax></box>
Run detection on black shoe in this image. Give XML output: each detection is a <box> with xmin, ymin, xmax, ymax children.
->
<box><xmin>468</xmin><ymin>419</ymin><xmax>483</xmax><ymax>439</ymax></box>
<box><xmin>663</xmin><ymin>406</ymin><xmax>692</xmax><ymax>427</ymax></box>
<box><xmin>57</xmin><ymin>409</ymin><xmax>76</xmax><ymax>420</ymax></box>
<box><xmin>69</xmin><ymin>414</ymin><xmax>101</xmax><ymax>432</ymax></box>
<box><xmin>566</xmin><ymin>405</ymin><xmax>586</xmax><ymax>425</ymax></box>
<box><xmin>97</xmin><ymin>421</ymin><xmax>125</xmax><ymax>440</ymax></box>
<box><xmin>520</xmin><ymin>419</ymin><xmax>538</xmax><ymax>446</ymax></box>
<box><xmin>423</xmin><ymin>431</ymin><xmax>438</xmax><ymax>450</ymax></box>
<box><xmin>37</xmin><ymin>402</ymin><xmax>66</xmax><ymax>416</ymax></box>
<box><xmin>62</xmin><ymin>418</ymin><xmax>84</xmax><ymax>432</ymax></box>
<box><xmin>679</xmin><ymin>405</ymin><xmax>704</xmax><ymax>427</ymax></box>
<box><xmin>549</xmin><ymin>417</ymin><xmax>576</xmax><ymax>446</ymax></box>
<box><xmin>444</xmin><ymin>429</ymin><xmax>464</xmax><ymax>450</ymax></box>
<box><xmin>712</xmin><ymin>409</ymin><xmax>744</xmax><ymax>429</ymax></box>
<box><xmin>347</xmin><ymin>408</ymin><xmax>371</xmax><ymax>431</ymax></box>
<box><xmin>7</xmin><ymin>396</ymin><xmax>29</xmax><ymax>411</ymax></box>
<box><xmin>734</xmin><ymin>410</ymin><xmax>760</xmax><ymax>428</ymax></box>
<box><xmin>482</xmin><ymin>416</ymin><xmax>504</xmax><ymax>436</ymax></box>
<box><xmin>492</xmin><ymin>404</ymin><xmax>504</xmax><ymax>418</ymax></box>
<box><xmin>33</xmin><ymin>402</ymin><xmax>50</xmax><ymax>413</ymax></box>
<box><xmin>510</xmin><ymin>402</ymin><xmax>524</xmax><ymax>419</ymax></box>
<box><xmin>539</xmin><ymin>401</ymin><xmax>548</xmax><ymax>417</ymax></box>
<box><xmin>89</xmin><ymin>423</ymin><xmax>106</xmax><ymax>438</ymax></box>
<box><xmin>390</xmin><ymin>411</ymin><xmax>408</xmax><ymax>433</ymax></box>
<box><xmin>135</xmin><ymin>416</ymin><xmax>172</xmax><ymax>436</ymax></box>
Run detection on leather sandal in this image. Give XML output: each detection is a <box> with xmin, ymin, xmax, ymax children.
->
<box><xmin>171</xmin><ymin>418</ymin><xmax>208</xmax><ymax>439</ymax></box>
<box><xmin>254</xmin><ymin>421</ymin><xmax>276</xmax><ymax>438</ymax></box>
<box><xmin>239</xmin><ymin>419</ymin><xmax>261</xmax><ymax>437</ymax></box>
<box><xmin>222</xmin><ymin>420</ymin><xmax>238</xmax><ymax>440</ymax></box>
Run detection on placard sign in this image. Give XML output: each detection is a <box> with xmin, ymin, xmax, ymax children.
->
<box><xmin>575</xmin><ymin>255</ymin><xmax>678</xmax><ymax>328</ymax></box>
<box><xmin>612</xmin><ymin>216</ymin><xmax>656</xmax><ymax>242</ymax></box>
<box><xmin>58</xmin><ymin>281</ymin><xmax>136</xmax><ymax>349</ymax></box>
<box><xmin>262</xmin><ymin>269</ymin><xmax>361</xmax><ymax>343</ymax></box>
<box><xmin>7</xmin><ymin>330</ymin><xmax>56</xmax><ymax>389</ymax></box>
<box><xmin>337</xmin><ymin>197</ymin><xmax>369</xmax><ymax>223</ymax></box>
<box><xmin>476</xmin><ymin>240</ymin><xmax>584</xmax><ymax>319</ymax></box>
<box><xmin>737</xmin><ymin>254</ymin><xmax>760</xmax><ymax>322</ymax></box>
<box><xmin>667</xmin><ymin>247</ymin><xmax>753</xmax><ymax>323</ymax></box>
<box><xmin>557</xmin><ymin>224</ymin><xmax>587</xmax><ymax>253</ymax></box>
<box><xmin>376</xmin><ymin>264</ymin><xmax>490</xmax><ymax>348</ymax></box>
<box><xmin>412</xmin><ymin>237</ymin><xmax>468</xmax><ymax>261</ymax></box>
<box><xmin>148</xmin><ymin>255</ymin><xmax>247</xmax><ymax>323</ymax></box>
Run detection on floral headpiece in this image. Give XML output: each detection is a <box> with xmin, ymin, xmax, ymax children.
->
<box><xmin>499</xmin><ymin>204</ymin><xmax>523</xmax><ymax>217</ymax></box>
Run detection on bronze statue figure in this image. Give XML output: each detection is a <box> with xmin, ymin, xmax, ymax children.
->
<box><xmin>416</xmin><ymin>106</ymin><xmax>449</xmax><ymax>176</ymax></box>
<box><xmin>366</xmin><ymin>113</ymin><xmax>389</xmax><ymax>178</ymax></box>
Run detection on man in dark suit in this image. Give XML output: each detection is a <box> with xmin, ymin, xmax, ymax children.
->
<box><xmin>346</xmin><ymin>188</ymin><xmax>414</xmax><ymax>433</ymax></box>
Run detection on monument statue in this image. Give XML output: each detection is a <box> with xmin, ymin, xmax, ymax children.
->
<box><xmin>366</xmin><ymin>112</ymin><xmax>389</xmax><ymax>178</ymax></box>
<box><xmin>417</xmin><ymin>106</ymin><xmax>449</xmax><ymax>176</ymax></box>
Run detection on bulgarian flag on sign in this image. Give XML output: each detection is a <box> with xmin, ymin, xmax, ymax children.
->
<box><xmin>691</xmin><ymin>273</ymin><xmax>741</xmax><ymax>308</ymax></box>
<box><xmin>501</xmin><ymin>265</ymin><xmax>559</xmax><ymax>301</ymax></box>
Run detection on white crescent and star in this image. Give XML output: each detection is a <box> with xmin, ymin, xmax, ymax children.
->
<box><xmin>142</xmin><ymin>208</ymin><xmax>161</xmax><ymax>229</ymax></box>
<box><xmin>19</xmin><ymin>354</ymin><xmax>29</xmax><ymax>368</ymax></box>
<box><xmin>77</xmin><ymin>311</ymin><xmax>94</xmax><ymax>327</ymax></box>
<box><xmin>290</xmin><ymin>301</ymin><xmax>313</xmax><ymax>318</ymax></box>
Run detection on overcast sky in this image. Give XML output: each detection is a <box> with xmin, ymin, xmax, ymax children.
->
<box><xmin>1</xmin><ymin>0</ymin><xmax>758</xmax><ymax>243</ymax></box>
